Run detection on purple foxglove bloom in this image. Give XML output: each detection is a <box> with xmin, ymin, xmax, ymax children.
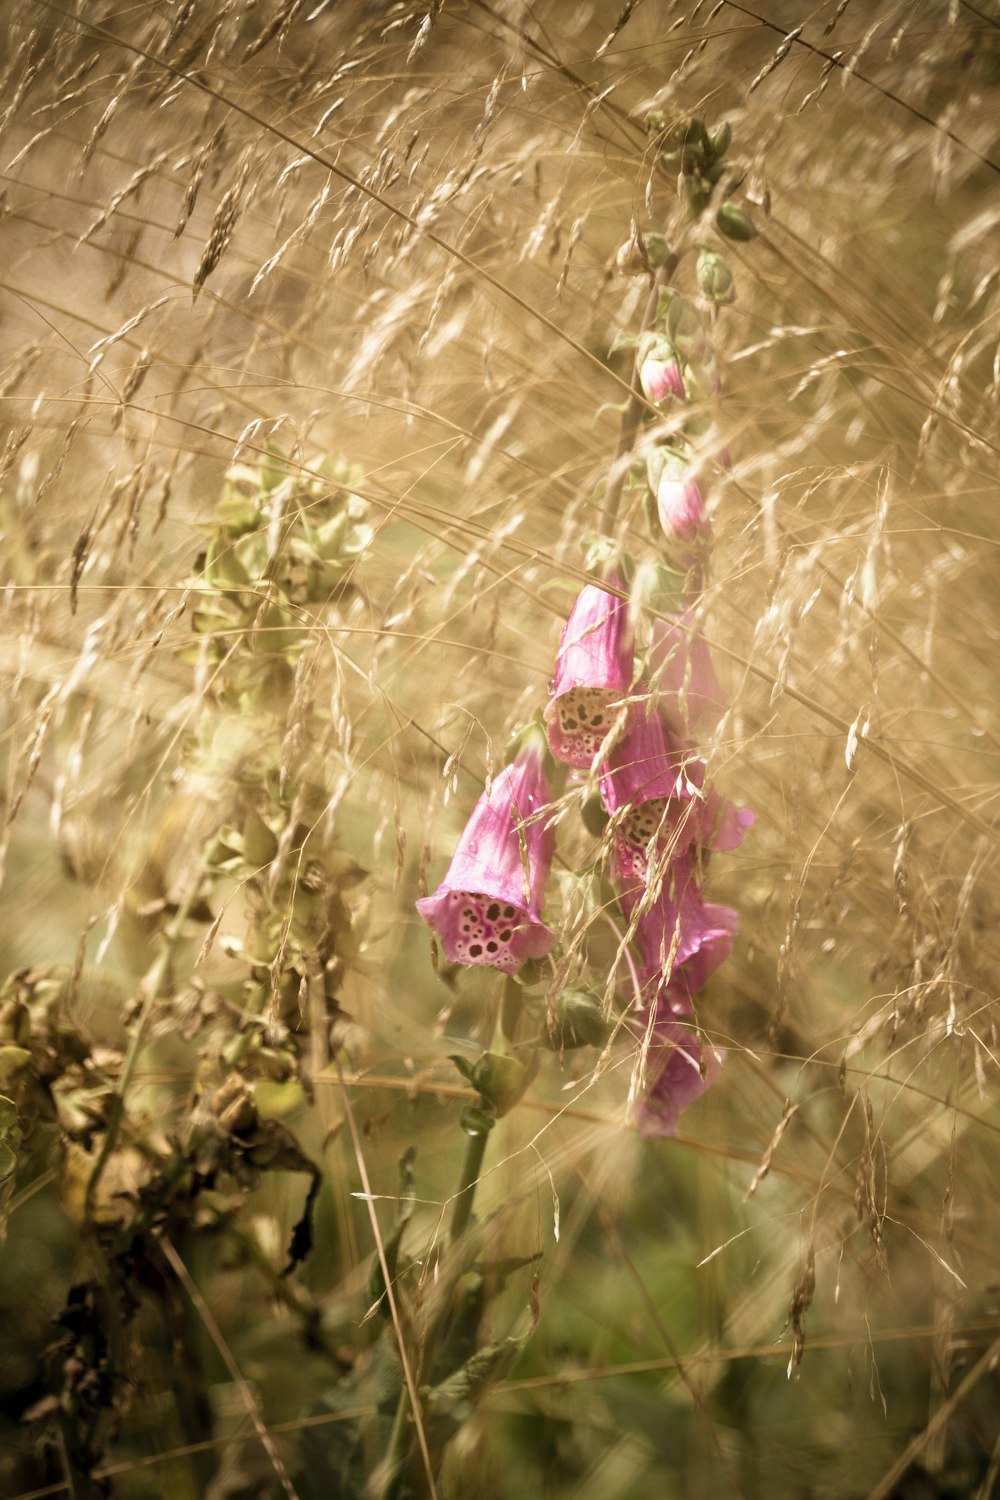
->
<box><xmin>706</xmin><ymin>793</ymin><xmax>756</xmax><ymax>852</ymax></box>
<box><xmin>600</xmin><ymin>698</ymin><xmax>685</xmax><ymax>814</ymax></box>
<box><xmin>639</xmin><ymin>355</ymin><xmax>686</xmax><ymax>405</ymax></box>
<box><xmin>600</xmin><ymin>699</ymin><xmax>695</xmax><ymax>879</ymax></box>
<box><xmin>416</xmin><ymin>746</ymin><xmax>555</xmax><ymax>974</ymax></box>
<box><xmin>546</xmin><ymin>580</ymin><xmax>633</xmax><ymax>770</ymax></box>
<box><xmin>649</xmin><ymin>609</ymin><xmax>727</xmax><ymax>733</ymax></box>
<box><xmin>632</xmin><ymin>1018</ymin><xmax>724</xmax><ymax>1139</ymax></box>
<box><xmin>625</xmin><ymin>864</ymin><xmax>739</xmax><ymax>1008</ymax></box>
<box><xmin>601</xmin><ymin>700</ymin><xmax>754</xmax><ymax>880</ymax></box>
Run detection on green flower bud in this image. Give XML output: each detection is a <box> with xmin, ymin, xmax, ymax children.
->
<box><xmin>696</xmin><ymin>247</ymin><xmax>736</xmax><ymax>304</ymax></box>
<box><xmin>615</xmin><ymin>233</ymin><xmax>673</xmax><ymax>275</ymax></box>
<box><xmin>543</xmin><ymin>991</ymin><xmax>611</xmax><ymax>1051</ymax></box>
<box><xmin>664</xmin><ymin>295</ymin><xmax>707</xmax><ymax>359</ymax></box>
<box><xmin>471</xmin><ymin>1050</ymin><xmax>529</xmax><ymax>1116</ymax></box>
<box><xmin>709</xmin><ymin>121</ymin><xmax>732</xmax><ymax>161</ymax></box>
<box><xmin>715</xmin><ymin>202</ymin><xmax>758</xmax><ymax>242</ymax></box>
<box><xmin>669</xmin><ymin>118</ymin><xmax>707</xmax><ymax>150</ymax></box>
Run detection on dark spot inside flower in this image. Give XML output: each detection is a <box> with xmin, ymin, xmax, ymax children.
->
<box><xmin>498</xmin><ymin>929</ymin><xmax>510</xmax><ymax>941</ymax></box>
<box><xmin>486</xmin><ymin>940</ymin><xmax>497</xmax><ymax>953</ymax></box>
<box><xmin>469</xmin><ymin>943</ymin><xmax>482</xmax><ymax>957</ymax></box>
<box><xmin>503</xmin><ymin>904</ymin><xmax>516</xmax><ymax>918</ymax></box>
<box><xmin>564</xmin><ymin>716</ymin><xmax>578</xmax><ymax>729</ymax></box>
<box><xmin>486</xmin><ymin>902</ymin><xmax>500</xmax><ymax>921</ymax></box>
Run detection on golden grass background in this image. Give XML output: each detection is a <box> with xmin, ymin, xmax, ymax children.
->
<box><xmin>2</xmin><ymin>1</ymin><xmax>1000</xmax><ymax>1496</ymax></box>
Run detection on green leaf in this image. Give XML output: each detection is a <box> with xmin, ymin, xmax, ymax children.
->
<box><xmin>0</xmin><ymin>1046</ymin><xmax>31</xmax><ymax>1080</ymax></box>
<box><xmin>365</xmin><ymin>1152</ymin><xmax>416</xmax><ymax>1317</ymax></box>
<box><xmin>449</xmin><ymin>1053</ymin><xmax>476</xmax><ymax>1084</ymax></box>
<box><xmin>0</xmin><ymin>1094</ymin><xmax>18</xmax><ymax>1133</ymax></box>
<box><xmin>0</xmin><ymin>1141</ymin><xmax>16</xmax><ymax>1182</ymax></box>
<box><xmin>424</xmin><ymin>1337</ymin><xmax>525</xmax><ymax>1426</ymax></box>
<box><xmin>608</xmin><ymin>328</ymin><xmax>639</xmax><ymax>356</ymax></box>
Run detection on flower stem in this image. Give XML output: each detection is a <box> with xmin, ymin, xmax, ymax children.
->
<box><xmin>449</xmin><ymin>1125</ymin><xmax>491</xmax><ymax>1245</ymax></box>
<box><xmin>603</xmin><ymin>260</ymin><xmax>675</xmax><ymax>529</ymax></box>
<box><xmin>374</xmin><ymin>1126</ymin><xmax>491</xmax><ymax>1500</ymax></box>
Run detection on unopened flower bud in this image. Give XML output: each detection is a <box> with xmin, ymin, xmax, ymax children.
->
<box><xmin>715</xmin><ymin>202</ymin><xmax>757</xmax><ymax>242</ymax></box>
<box><xmin>709</xmin><ymin>121</ymin><xmax>732</xmax><ymax>161</ymax></box>
<box><xmin>543</xmin><ymin>991</ymin><xmax>611</xmax><ymax>1051</ymax></box>
<box><xmin>615</xmin><ymin>238</ymin><xmax>647</xmax><ymax>275</ymax></box>
<box><xmin>615</xmin><ymin>233</ymin><xmax>672</xmax><ymax>276</ymax></box>
<box><xmin>470</xmin><ymin>1050</ymin><xmax>529</xmax><ymax>1116</ymax></box>
<box><xmin>696</xmin><ymin>248</ymin><xmax>735</xmax><ymax>304</ymax></box>
<box><xmin>653</xmin><ymin>453</ymin><xmax>710</xmax><ymax>543</ymax></box>
<box><xmin>639</xmin><ymin>354</ymin><xmax>685</xmax><ymax>404</ymax></box>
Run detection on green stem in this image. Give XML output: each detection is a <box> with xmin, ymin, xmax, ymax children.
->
<box><xmin>377</xmin><ymin>1391</ymin><xmax>413</xmax><ymax>1500</ymax></box>
<box><xmin>376</xmin><ymin>1123</ymin><xmax>493</xmax><ymax>1500</ymax></box>
<box><xmin>602</xmin><ymin>259</ymin><xmax>675</xmax><ymax>529</ymax></box>
<box><xmin>449</xmin><ymin>1126</ymin><xmax>491</xmax><ymax>1245</ymax></box>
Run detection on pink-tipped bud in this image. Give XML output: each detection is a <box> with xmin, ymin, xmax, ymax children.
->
<box><xmin>640</xmin><ymin>355</ymin><xmax>686</xmax><ymax>405</ymax></box>
<box><xmin>656</xmin><ymin>470</ymin><xmax>709</xmax><ymax>543</ymax></box>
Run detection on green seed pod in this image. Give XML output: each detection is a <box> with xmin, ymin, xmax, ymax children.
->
<box><xmin>679</xmin><ymin>144</ymin><xmax>706</xmax><ymax>174</ymax></box>
<box><xmin>716</xmin><ymin>202</ymin><xmax>758</xmax><ymax>242</ymax></box>
<box><xmin>709</xmin><ymin>121</ymin><xmax>732</xmax><ymax>161</ymax></box>
<box><xmin>696</xmin><ymin>247</ymin><xmax>736</xmax><ymax>303</ymax></box>
<box><xmin>644</xmin><ymin>233</ymin><xmax>672</xmax><ymax>268</ymax></box>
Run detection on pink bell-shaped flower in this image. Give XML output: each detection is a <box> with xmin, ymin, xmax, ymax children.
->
<box><xmin>623</xmin><ymin>860</ymin><xmax>739</xmax><ymax>1009</ymax></box>
<box><xmin>649</xmin><ymin>608</ymin><xmax>727</xmax><ymax>733</ymax></box>
<box><xmin>601</xmin><ymin>699</ymin><xmax>753</xmax><ymax>881</ymax></box>
<box><xmin>600</xmin><ymin>699</ymin><xmax>697</xmax><ymax>880</ymax></box>
<box><xmin>416</xmin><ymin>743</ymin><xmax>556</xmax><ymax>974</ymax></box>
<box><xmin>546</xmin><ymin>579</ymin><xmax>633</xmax><ymax>770</ymax></box>
<box><xmin>632</xmin><ymin>1017</ymin><xmax>724</xmax><ymax>1139</ymax></box>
